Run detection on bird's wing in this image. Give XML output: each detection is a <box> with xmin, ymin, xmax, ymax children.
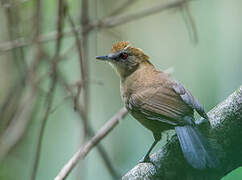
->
<box><xmin>129</xmin><ymin>83</ymin><xmax>194</xmax><ymax>126</ymax></box>
<box><xmin>172</xmin><ymin>81</ymin><xmax>208</xmax><ymax>119</ymax></box>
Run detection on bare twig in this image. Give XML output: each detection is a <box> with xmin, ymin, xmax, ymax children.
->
<box><xmin>0</xmin><ymin>0</ymin><xmax>190</xmax><ymax>53</ymax></box>
<box><xmin>181</xmin><ymin>0</ymin><xmax>198</xmax><ymax>44</ymax></box>
<box><xmin>28</xmin><ymin>0</ymin><xmax>44</xmax><ymax>88</ymax></box>
<box><xmin>0</xmin><ymin>0</ymin><xmax>31</xmax><ymax>162</ymax></box>
<box><xmin>0</xmin><ymin>1</ymin><xmax>27</xmax><ymax>134</ymax></box>
<box><xmin>108</xmin><ymin>0</ymin><xmax>137</xmax><ymax>16</ymax></box>
<box><xmin>91</xmin><ymin>0</ymin><xmax>187</xmax><ymax>29</ymax></box>
<box><xmin>2</xmin><ymin>0</ymin><xmax>27</xmax><ymax>73</ymax></box>
<box><xmin>29</xmin><ymin>1</ymin><xmax>44</xmax><ymax>177</ymax></box>
<box><xmin>0</xmin><ymin>25</ymin><xmax>81</xmax><ymax>53</ymax></box>
<box><xmin>66</xmin><ymin>10</ymin><xmax>85</xmax><ymax>112</ymax></box>
<box><xmin>58</xmin><ymin>72</ymin><xmax>120</xmax><ymax>178</ymax></box>
<box><xmin>30</xmin><ymin>0</ymin><xmax>65</xmax><ymax>179</ymax></box>
<box><xmin>80</xmin><ymin>0</ymin><xmax>89</xmax><ymax>135</ymax></box>
<box><xmin>0</xmin><ymin>90</ymin><xmax>36</xmax><ymax>162</ymax></box>
<box><xmin>57</xmin><ymin>73</ymin><xmax>120</xmax><ymax>178</ymax></box>
<box><xmin>31</xmin><ymin>73</ymin><xmax>57</xmax><ymax>180</ymax></box>
<box><xmin>54</xmin><ymin>107</ymin><xmax>128</xmax><ymax>180</ymax></box>
<box><xmin>0</xmin><ymin>79</ymin><xmax>24</xmax><ymax>133</ymax></box>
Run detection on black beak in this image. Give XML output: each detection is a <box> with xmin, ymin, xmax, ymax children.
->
<box><xmin>96</xmin><ymin>55</ymin><xmax>110</xmax><ymax>60</ymax></box>
<box><xmin>96</xmin><ymin>53</ymin><xmax>119</xmax><ymax>61</ymax></box>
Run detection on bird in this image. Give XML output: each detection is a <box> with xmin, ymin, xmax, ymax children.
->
<box><xmin>96</xmin><ymin>41</ymin><xmax>219</xmax><ymax>169</ymax></box>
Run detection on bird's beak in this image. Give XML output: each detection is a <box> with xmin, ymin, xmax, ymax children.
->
<box><xmin>96</xmin><ymin>55</ymin><xmax>109</xmax><ymax>61</ymax></box>
<box><xmin>96</xmin><ymin>53</ymin><xmax>119</xmax><ymax>61</ymax></box>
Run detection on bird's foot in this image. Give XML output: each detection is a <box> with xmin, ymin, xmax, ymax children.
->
<box><xmin>139</xmin><ymin>155</ymin><xmax>151</xmax><ymax>163</ymax></box>
<box><xmin>139</xmin><ymin>155</ymin><xmax>156</xmax><ymax>166</ymax></box>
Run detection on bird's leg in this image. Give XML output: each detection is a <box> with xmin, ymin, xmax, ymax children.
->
<box><xmin>139</xmin><ymin>133</ymin><xmax>161</xmax><ymax>163</ymax></box>
<box><xmin>166</xmin><ymin>132</ymin><xmax>170</xmax><ymax>143</ymax></box>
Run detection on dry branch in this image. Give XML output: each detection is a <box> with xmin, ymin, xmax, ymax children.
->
<box><xmin>66</xmin><ymin>12</ymin><xmax>85</xmax><ymax>111</ymax></box>
<box><xmin>91</xmin><ymin>0</ymin><xmax>187</xmax><ymax>28</ymax></box>
<box><xmin>54</xmin><ymin>107</ymin><xmax>128</xmax><ymax>180</ymax></box>
<box><xmin>108</xmin><ymin>0</ymin><xmax>137</xmax><ymax>16</ymax></box>
<box><xmin>0</xmin><ymin>25</ymin><xmax>81</xmax><ymax>53</ymax></box>
<box><xmin>30</xmin><ymin>0</ymin><xmax>66</xmax><ymax>179</ymax></box>
<box><xmin>122</xmin><ymin>86</ymin><xmax>242</xmax><ymax>180</ymax></box>
<box><xmin>181</xmin><ymin>1</ymin><xmax>198</xmax><ymax>44</ymax></box>
<box><xmin>0</xmin><ymin>90</ymin><xmax>36</xmax><ymax>162</ymax></box>
<box><xmin>0</xmin><ymin>0</ymin><xmax>189</xmax><ymax>53</ymax></box>
<box><xmin>58</xmin><ymin>75</ymin><xmax>120</xmax><ymax>178</ymax></box>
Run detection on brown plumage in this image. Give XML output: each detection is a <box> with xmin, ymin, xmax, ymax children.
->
<box><xmin>96</xmin><ymin>41</ymin><xmax>219</xmax><ymax>169</ymax></box>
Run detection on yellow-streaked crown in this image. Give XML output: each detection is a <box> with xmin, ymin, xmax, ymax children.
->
<box><xmin>111</xmin><ymin>41</ymin><xmax>150</xmax><ymax>61</ymax></box>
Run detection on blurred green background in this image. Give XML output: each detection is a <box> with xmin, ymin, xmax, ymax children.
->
<box><xmin>0</xmin><ymin>0</ymin><xmax>242</xmax><ymax>179</ymax></box>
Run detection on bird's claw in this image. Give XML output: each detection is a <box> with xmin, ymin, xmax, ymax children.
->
<box><xmin>139</xmin><ymin>155</ymin><xmax>151</xmax><ymax>163</ymax></box>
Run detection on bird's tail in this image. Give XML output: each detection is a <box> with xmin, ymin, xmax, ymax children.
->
<box><xmin>175</xmin><ymin>125</ymin><xmax>219</xmax><ymax>169</ymax></box>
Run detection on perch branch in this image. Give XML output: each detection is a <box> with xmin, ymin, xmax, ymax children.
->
<box><xmin>122</xmin><ymin>85</ymin><xmax>242</xmax><ymax>180</ymax></box>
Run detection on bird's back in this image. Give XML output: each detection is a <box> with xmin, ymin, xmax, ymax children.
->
<box><xmin>121</xmin><ymin>64</ymin><xmax>194</xmax><ymax>132</ymax></box>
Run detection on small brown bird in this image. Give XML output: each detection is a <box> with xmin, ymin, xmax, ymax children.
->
<box><xmin>96</xmin><ymin>41</ymin><xmax>218</xmax><ymax>169</ymax></box>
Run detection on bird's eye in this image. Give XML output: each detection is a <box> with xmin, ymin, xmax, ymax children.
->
<box><xmin>120</xmin><ymin>52</ymin><xmax>128</xmax><ymax>60</ymax></box>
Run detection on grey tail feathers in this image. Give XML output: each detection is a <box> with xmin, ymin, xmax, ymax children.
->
<box><xmin>175</xmin><ymin>125</ymin><xmax>219</xmax><ymax>169</ymax></box>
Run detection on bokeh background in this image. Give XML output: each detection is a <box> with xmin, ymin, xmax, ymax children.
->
<box><xmin>0</xmin><ymin>0</ymin><xmax>242</xmax><ymax>179</ymax></box>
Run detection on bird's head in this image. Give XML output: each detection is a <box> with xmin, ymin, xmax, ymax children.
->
<box><xmin>96</xmin><ymin>41</ymin><xmax>151</xmax><ymax>79</ymax></box>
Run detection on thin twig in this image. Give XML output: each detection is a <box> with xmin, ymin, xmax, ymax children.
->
<box><xmin>30</xmin><ymin>0</ymin><xmax>65</xmax><ymax>179</ymax></box>
<box><xmin>108</xmin><ymin>0</ymin><xmax>137</xmax><ymax>16</ymax></box>
<box><xmin>58</xmin><ymin>73</ymin><xmax>120</xmax><ymax>178</ymax></box>
<box><xmin>0</xmin><ymin>25</ymin><xmax>81</xmax><ymax>53</ymax></box>
<box><xmin>0</xmin><ymin>1</ymin><xmax>27</xmax><ymax>132</ymax></box>
<box><xmin>71</xmin><ymin>1</ymin><xmax>91</xmax><ymax>179</ymax></box>
<box><xmin>66</xmin><ymin>10</ymin><xmax>86</xmax><ymax>112</ymax></box>
<box><xmin>54</xmin><ymin>107</ymin><xmax>128</xmax><ymax>180</ymax></box>
<box><xmin>61</xmin><ymin>75</ymin><xmax>120</xmax><ymax>178</ymax></box>
<box><xmin>80</xmin><ymin>0</ymin><xmax>89</xmax><ymax>135</ymax></box>
<box><xmin>31</xmin><ymin>73</ymin><xmax>57</xmax><ymax>180</ymax></box>
<box><xmin>91</xmin><ymin>0</ymin><xmax>187</xmax><ymax>28</ymax></box>
<box><xmin>0</xmin><ymin>0</ymin><xmax>190</xmax><ymax>53</ymax></box>
<box><xmin>181</xmin><ymin>0</ymin><xmax>198</xmax><ymax>44</ymax></box>
<box><xmin>50</xmin><ymin>95</ymin><xmax>71</xmax><ymax>114</ymax></box>
<box><xmin>0</xmin><ymin>0</ymin><xmax>30</xmax><ymax>161</ymax></box>
<box><xmin>30</xmin><ymin>1</ymin><xmax>43</xmax><ymax>177</ymax></box>
<box><xmin>0</xmin><ymin>79</ymin><xmax>24</xmax><ymax>133</ymax></box>
<box><xmin>2</xmin><ymin>0</ymin><xmax>27</xmax><ymax>73</ymax></box>
<box><xmin>0</xmin><ymin>90</ymin><xmax>36</xmax><ymax>162</ymax></box>
<box><xmin>28</xmin><ymin>0</ymin><xmax>45</xmax><ymax>88</ymax></box>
